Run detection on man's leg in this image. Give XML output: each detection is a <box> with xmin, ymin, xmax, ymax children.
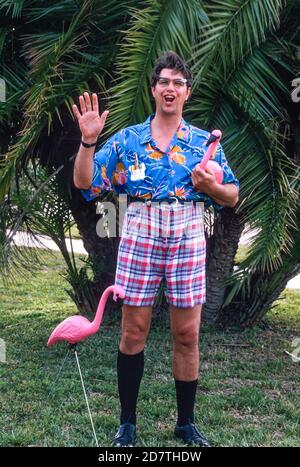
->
<box><xmin>115</xmin><ymin>304</ymin><xmax>152</xmax><ymax>446</ymax></box>
<box><xmin>170</xmin><ymin>304</ymin><xmax>211</xmax><ymax>446</ymax></box>
<box><xmin>170</xmin><ymin>304</ymin><xmax>202</xmax><ymax>415</ymax></box>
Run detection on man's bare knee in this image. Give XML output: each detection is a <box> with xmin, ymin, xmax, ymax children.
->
<box><xmin>173</xmin><ymin>328</ymin><xmax>199</xmax><ymax>353</ymax></box>
<box><xmin>120</xmin><ymin>305</ymin><xmax>152</xmax><ymax>354</ymax></box>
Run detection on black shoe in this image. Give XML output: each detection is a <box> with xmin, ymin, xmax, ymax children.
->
<box><xmin>175</xmin><ymin>423</ymin><xmax>211</xmax><ymax>447</ymax></box>
<box><xmin>114</xmin><ymin>423</ymin><xmax>136</xmax><ymax>447</ymax></box>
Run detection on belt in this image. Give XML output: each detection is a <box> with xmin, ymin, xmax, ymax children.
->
<box><xmin>128</xmin><ymin>196</ymin><xmax>201</xmax><ymax>206</ymax></box>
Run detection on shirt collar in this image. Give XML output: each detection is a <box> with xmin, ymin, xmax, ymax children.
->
<box><xmin>140</xmin><ymin>116</ymin><xmax>153</xmax><ymax>144</ymax></box>
<box><xmin>176</xmin><ymin>118</ymin><xmax>190</xmax><ymax>142</ymax></box>
<box><xmin>140</xmin><ymin>115</ymin><xmax>190</xmax><ymax>144</ymax></box>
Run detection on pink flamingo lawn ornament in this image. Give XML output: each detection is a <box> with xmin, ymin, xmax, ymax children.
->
<box><xmin>47</xmin><ymin>285</ymin><xmax>125</xmax><ymax>346</ymax></box>
<box><xmin>47</xmin><ymin>284</ymin><xmax>125</xmax><ymax>447</ymax></box>
<box><xmin>197</xmin><ymin>129</ymin><xmax>223</xmax><ymax>184</ymax></box>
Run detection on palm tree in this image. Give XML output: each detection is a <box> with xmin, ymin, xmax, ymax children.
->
<box><xmin>186</xmin><ymin>0</ymin><xmax>300</xmax><ymax>325</ymax></box>
<box><xmin>188</xmin><ymin>0</ymin><xmax>300</xmax><ymax>326</ymax></box>
<box><xmin>0</xmin><ymin>0</ymin><xmax>299</xmax><ymax>325</ymax></box>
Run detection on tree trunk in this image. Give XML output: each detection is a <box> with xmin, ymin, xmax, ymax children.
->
<box><xmin>203</xmin><ymin>208</ymin><xmax>244</xmax><ymax>323</ymax></box>
<box><xmin>217</xmin><ymin>263</ymin><xmax>300</xmax><ymax>328</ymax></box>
<box><xmin>218</xmin><ymin>209</ymin><xmax>300</xmax><ymax>328</ymax></box>
<box><xmin>68</xmin><ymin>187</ymin><xmax>120</xmax><ymax>316</ymax></box>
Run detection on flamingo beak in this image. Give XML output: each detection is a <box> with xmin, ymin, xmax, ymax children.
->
<box><xmin>205</xmin><ymin>134</ymin><xmax>220</xmax><ymax>146</ymax></box>
<box><xmin>113</xmin><ymin>285</ymin><xmax>126</xmax><ymax>302</ymax></box>
<box><xmin>205</xmin><ymin>129</ymin><xmax>222</xmax><ymax>146</ymax></box>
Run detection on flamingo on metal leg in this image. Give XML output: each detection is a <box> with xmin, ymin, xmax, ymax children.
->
<box><xmin>48</xmin><ymin>285</ymin><xmax>125</xmax><ymax>346</ymax></box>
<box><xmin>47</xmin><ymin>284</ymin><xmax>125</xmax><ymax>447</ymax></box>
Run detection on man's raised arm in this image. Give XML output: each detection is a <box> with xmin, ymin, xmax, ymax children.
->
<box><xmin>72</xmin><ymin>92</ymin><xmax>109</xmax><ymax>189</ymax></box>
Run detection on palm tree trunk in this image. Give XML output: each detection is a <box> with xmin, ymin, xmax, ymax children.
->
<box><xmin>218</xmin><ymin>208</ymin><xmax>300</xmax><ymax>328</ymax></box>
<box><xmin>68</xmin><ymin>186</ymin><xmax>120</xmax><ymax>316</ymax></box>
<box><xmin>203</xmin><ymin>208</ymin><xmax>244</xmax><ymax>323</ymax></box>
<box><xmin>217</xmin><ymin>263</ymin><xmax>300</xmax><ymax>328</ymax></box>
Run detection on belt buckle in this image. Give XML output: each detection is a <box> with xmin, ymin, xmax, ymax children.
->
<box><xmin>169</xmin><ymin>196</ymin><xmax>179</xmax><ymax>206</ymax></box>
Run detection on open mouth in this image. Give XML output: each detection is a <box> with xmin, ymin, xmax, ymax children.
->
<box><xmin>164</xmin><ymin>95</ymin><xmax>175</xmax><ymax>103</ymax></box>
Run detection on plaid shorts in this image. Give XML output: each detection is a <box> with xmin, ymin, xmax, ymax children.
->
<box><xmin>115</xmin><ymin>201</ymin><xmax>206</xmax><ymax>308</ymax></box>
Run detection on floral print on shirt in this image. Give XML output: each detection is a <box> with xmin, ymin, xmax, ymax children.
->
<box><xmin>81</xmin><ymin>115</ymin><xmax>239</xmax><ymax>209</ymax></box>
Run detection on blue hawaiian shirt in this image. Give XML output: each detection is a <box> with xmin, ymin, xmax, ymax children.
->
<box><xmin>81</xmin><ymin>115</ymin><xmax>239</xmax><ymax>209</ymax></box>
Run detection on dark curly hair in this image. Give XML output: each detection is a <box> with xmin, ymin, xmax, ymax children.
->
<box><xmin>150</xmin><ymin>51</ymin><xmax>192</xmax><ymax>88</ymax></box>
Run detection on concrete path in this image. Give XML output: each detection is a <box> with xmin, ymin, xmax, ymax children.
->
<box><xmin>9</xmin><ymin>230</ymin><xmax>87</xmax><ymax>255</ymax></box>
<box><xmin>7</xmin><ymin>229</ymin><xmax>300</xmax><ymax>289</ymax></box>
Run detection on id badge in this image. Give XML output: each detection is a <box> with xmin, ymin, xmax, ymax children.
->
<box><xmin>129</xmin><ymin>155</ymin><xmax>146</xmax><ymax>181</ymax></box>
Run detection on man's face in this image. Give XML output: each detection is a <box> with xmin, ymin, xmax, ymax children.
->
<box><xmin>151</xmin><ymin>68</ymin><xmax>191</xmax><ymax>116</ymax></box>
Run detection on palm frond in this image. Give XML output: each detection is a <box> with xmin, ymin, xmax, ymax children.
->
<box><xmin>0</xmin><ymin>0</ymin><xmax>143</xmax><ymax>199</ymax></box>
<box><xmin>106</xmin><ymin>0</ymin><xmax>207</xmax><ymax>135</ymax></box>
<box><xmin>187</xmin><ymin>12</ymin><xmax>297</xmax><ymax>280</ymax></box>
<box><xmin>24</xmin><ymin>0</ymin><xmax>79</xmax><ymax>23</ymax></box>
<box><xmin>0</xmin><ymin>164</ymin><xmax>76</xmax><ymax>282</ymax></box>
<box><xmin>193</xmin><ymin>0</ymin><xmax>284</xmax><ymax>84</ymax></box>
<box><xmin>0</xmin><ymin>0</ymin><xmax>26</xmax><ymax>18</ymax></box>
<box><xmin>0</xmin><ymin>0</ymin><xmax>109</xmax><ymax>199</ymax></box>
<box><xmin>189</xmin><ymin>38</ymin><xmax>292</xmax><ymax>133</ymax></box>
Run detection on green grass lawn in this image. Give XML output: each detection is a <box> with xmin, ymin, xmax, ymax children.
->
<box><xmin>0</xmin><ymin>250</ymin><xmax>299</xmax><ymax>447</ymax></box>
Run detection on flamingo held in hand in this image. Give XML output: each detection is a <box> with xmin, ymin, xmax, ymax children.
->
<box><xmin>198</xmin><ymin>129</ymin><xmax>223</xmax><ymax>184</ymax></box>
<box><xmin>47</xmin><ymin>285</ymin><xmax>125</xmax><ymax>346</ymax></box>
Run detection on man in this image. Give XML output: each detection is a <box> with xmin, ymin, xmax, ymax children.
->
<box><xmin>73</xmin><ymin>51</ymin><xmax>239</xmax><ymax>447</ymax></box>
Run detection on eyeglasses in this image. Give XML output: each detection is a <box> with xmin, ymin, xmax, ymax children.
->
<box><xmin>156</xmin><ymin>77</ymin><xmax>187</xmax><ymax>88</ymax></box>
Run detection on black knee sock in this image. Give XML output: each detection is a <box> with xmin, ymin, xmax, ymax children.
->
<box><xmin>117</xmin><ymin>349</ymin><xmax>144</xmax><ymax>425</ymax></box>
<box><xmin>175</xmin><ymin>379</ymin><xmax>198</xmax><ymax>426</ymax></box>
